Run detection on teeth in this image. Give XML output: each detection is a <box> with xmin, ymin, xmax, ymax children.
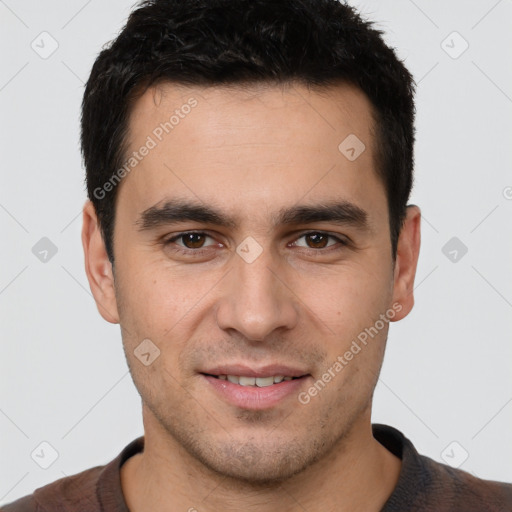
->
<box><xmin>255</xmin><ymin>376</ymin><xmax>274</xmax><ymax>387</ymax></box>
<box><xmin>239</xmin><ymin>376</ymin><xmax>256</xmax><ymax>386</ymax></box>
<box><xmin>219</xmin><ymin>375</ymin><xmax>295</xmax><ymax>386</ymax></box>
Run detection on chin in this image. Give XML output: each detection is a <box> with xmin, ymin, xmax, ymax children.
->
<box><xmin>182</xmin><ymin>433</ymin><xmax>329</xmax><ymax>486</ymax></box>
<box><xmin>145</xmin><ymin>390</ymin><xmax>357</xmax><ymax>486</ymax></box>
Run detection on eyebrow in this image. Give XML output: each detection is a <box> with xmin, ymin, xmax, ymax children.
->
<box><xmin>135</xmin><ymin>198</ymin><xmax>369</xmax><ymax>232</ymax></box>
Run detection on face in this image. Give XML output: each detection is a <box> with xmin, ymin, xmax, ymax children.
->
<box><xmin>83</xmin><ymin>82</ymin><xmax>419</xmax><ymax>483</ymax></box>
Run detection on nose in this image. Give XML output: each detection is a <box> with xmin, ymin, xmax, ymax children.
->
<box><xmin>214</xmin><ymin>245</ymin><xmax>299</xmax><ymax>342</ymax></box>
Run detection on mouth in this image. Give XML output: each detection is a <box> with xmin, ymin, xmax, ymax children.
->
<box><xmin>202</xmin><ymin>374</ymin><xmax>303</xmax><ymax>387</ymax></box>
<box><xmin>199</xmin><ymin>366</ymin><xmax>311</xmax><ymax>410</ymax></box>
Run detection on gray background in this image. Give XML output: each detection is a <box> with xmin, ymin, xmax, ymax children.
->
<box><xmin>1</xmin><ymin>0</ymin><xmax>511</xmax><ymax>505</ymax></box>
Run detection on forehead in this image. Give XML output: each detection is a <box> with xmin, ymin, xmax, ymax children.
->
<box><xmin>128</xmin><ymin>81</ymin><xmax>375</xmax><ymax>148</ymax></box>
<box><xmin>118</xmin><ymin>81</ymin><xmax>385</xmax><ymax>226</ymax></box>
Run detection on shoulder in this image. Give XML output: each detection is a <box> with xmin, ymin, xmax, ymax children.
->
<box><xmin>418</xmin><ymin>453</ymin><xmax>512</xmax><ymax>511</ymax></box>
<box><xmin>1</xmin><ymin>437</ymin><xmax>144</xmax><ymax>512</ymax></box>
<box><xmin>1</xmin><ymin>465</ymin><xmax>104</xmax><ymax>512</ymax></box>
<box><xmin>374</xmin><ymin>424</ymin><xmax>512</xmax><ymax>511</ymax></box>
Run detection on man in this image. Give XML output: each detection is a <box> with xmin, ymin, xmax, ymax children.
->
<box><xmin>4</xmin><ymin>0</ymin><xmax>511</xmax><ymax>510</ymax></box>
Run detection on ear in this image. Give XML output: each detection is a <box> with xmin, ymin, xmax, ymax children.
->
<box><xmin>390</xmin><ymin>205</ymin><xmax>421</xmax><ymax>321</ymax></box>
<box><xmin>81</xmin><ymin>200</ymin><xmax>120</xmax><ymax>324</ymax></box>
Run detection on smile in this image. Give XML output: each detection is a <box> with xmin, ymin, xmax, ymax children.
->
<box><xmin>201</xmin><ymin>371</ymin><xmax>310</xmax><ymax>410</ymax></box>
<box><xmin>206</xmin><ymin>374</ymin><xmax>299</xmax><ymax>386</ymax></box>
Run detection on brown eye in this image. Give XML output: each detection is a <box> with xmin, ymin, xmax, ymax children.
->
<box><xmin>305</xmin><ymin>233</ymin><xmax>329</xmax><ymax>248</ymax></box>
<box><xmin>181</xmin><ymin>233</ymin><xmax>207</xmax><ymax>248</ymax></box>
<box><xmin>163</xmin><ymin>232</ymin><xmax>219</xmax><ymax>254</ymax></box>
<box><xmin>290</xmin><ymin>231</ymin><xmax>346</xmax><ymax>251</ymax></box>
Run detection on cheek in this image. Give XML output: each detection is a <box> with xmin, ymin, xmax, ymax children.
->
<box><xmin>115</xmin><ymin>258</ymin><xmax>224</xmax><ymax>385</ymax></box>
<box><xmin>115</xmin><ymin>255</ymin><xmax>207</xmax><ymax>332</ymax></box>
<box><xmin>297</xmin><ymin>260</ymin><xmax>393</xmax><ymax>336</ymax></box>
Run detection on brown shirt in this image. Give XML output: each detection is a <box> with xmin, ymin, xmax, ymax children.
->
<box><xmin>2</xmin><ymin>424</ymin><xmax>512</xmax><ymax>511</ymax></box>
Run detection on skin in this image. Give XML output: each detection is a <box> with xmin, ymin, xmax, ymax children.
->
<box><xmin>82</xmin><ymin>81</ymin><xmax>421</xmax><ymax>511</ymax></box>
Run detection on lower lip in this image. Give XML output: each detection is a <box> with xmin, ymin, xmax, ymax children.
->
<box><xmin>202</xmin><ymin>375</ymin><xmax>309</xmax><ymax>410</ymax></box>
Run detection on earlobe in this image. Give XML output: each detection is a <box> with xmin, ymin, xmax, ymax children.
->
<box><xmin>81</xmin><ymin>200</ymin><xmax>120</xmax><ymax>324</ymax></box>
<box><xmin>390</xmin><ymin>205</ymin><xmax>421</xmax><ymax>322</ymax></box>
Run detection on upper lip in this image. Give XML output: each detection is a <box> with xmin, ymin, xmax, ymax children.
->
<box><xmin>200</xmin><ymin>364</ymin><xmax>309</xmax><ymax>378</ymax></box>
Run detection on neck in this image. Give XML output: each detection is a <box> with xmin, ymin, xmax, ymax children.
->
<box><xmin>121</xmin><ymin>407</ymin><xmax>401</xmax><ymax>512</ymax></box>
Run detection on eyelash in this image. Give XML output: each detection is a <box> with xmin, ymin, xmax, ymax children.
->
<box><xmin>162</xmin><ymin>230</ymin><xmax>348</xmax><ymax>256</ymax></box>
